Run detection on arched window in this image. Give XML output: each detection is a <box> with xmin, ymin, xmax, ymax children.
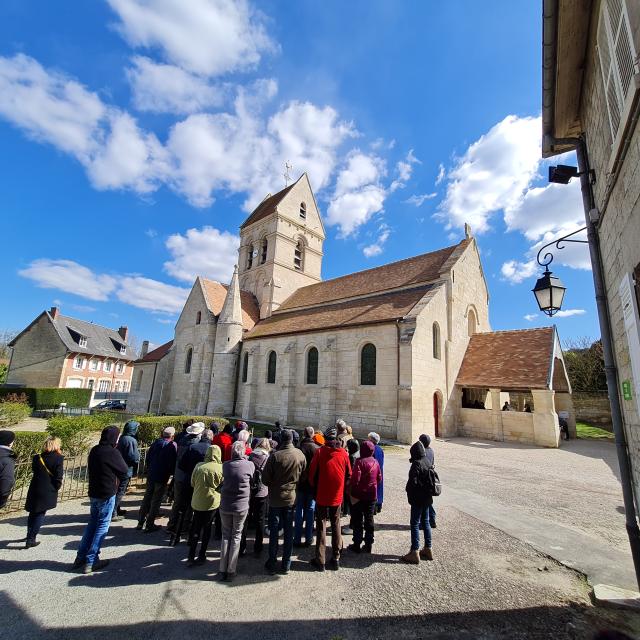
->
<box><xmin>267</xmin><ymin>351</ymin><xmax>277</xmax><ymax>384</ymax></box>
<box><xmin>294</xmin><ymin>240</ymin><xmax>304</xmax><ymax>271</ymax></box>
<box><xmin>247</xmin><ymin>244</ymin><xmax>254</xmax><ymax>270</ymax></box>
<box><xmin>300</xmin><ymin>202</ymin><xmax>307</xmax><ymax>219</ymax></box>
<box><xmin>432</xmin><ymin>322</ymin><xmax>441</xmax><ymax>360</ymax></box>
<box><xmin>360</xmin><ymin>343</ymin><xmax>376</xmax><ymax>385</ymax></box>
<box><xmin>306</xmin><ymin>347</ymin><xmax>318</xmax><ymax>384</ymax></box>
<box><xmin>185</xmin><ymin>347</ymin><xmax>193</xmax><ymax>374</ymax></box>
<box><xmin>468</xmin><ymin>309</ymin><xmax>477</xmax><ymax>337</ymax></box>
<box><xmin>196</xmin><ymin>311</ymin><xmax>201</xmax><ymax>325</ymax></box>
<box><xmin>242</xmin><ymin>352</ymin><xmax>249</xmax><ymax>383</ymax></box>
<box><xmin>261</xmin><ymin>238</ymin><xmax>268</xmax><ymax>264</ymax></box>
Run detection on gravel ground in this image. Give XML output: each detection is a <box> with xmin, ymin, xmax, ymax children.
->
<box><xmin>1</xmin><ymin>444</ymin><xmax>638</xmax><ymax>640</ymax></box>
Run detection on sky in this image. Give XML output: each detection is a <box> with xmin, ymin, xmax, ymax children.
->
<box><xmin>0</xmin><ymin>0</ymin><xmax>598</xmax><ymax>350</ymax></box>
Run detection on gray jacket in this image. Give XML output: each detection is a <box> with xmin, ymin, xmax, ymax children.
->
<box><xmin>220</xmin><ymin>458</ymin><xmax>255</xmax><ymax>513</ymax></box>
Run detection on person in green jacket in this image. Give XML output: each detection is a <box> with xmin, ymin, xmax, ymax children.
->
<box><xmin>188</xmin><ymin>445</ymin><xmax>223</xmax><ymax>566</ymax></box>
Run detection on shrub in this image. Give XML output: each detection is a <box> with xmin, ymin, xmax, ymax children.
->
<box><xmin>12</xmin><ymin>431</ymin><xmax>48</xmax><ymax>463</ymax></box>
<box><xmin>135</xmin><ymin>415</ymin><xmax>228</xmax><ymax>445</ymax></box>
<box><xmin>0</xmin><ymin>400</ymin><xmax>31</xmax><ymax>427</ymax></box>
<box><xmin>0</xmin><ymin>387</ymin><xmax>91</xmax><ymax>409</ymax></box>
<box><xmin>47</xmin><ymin>416</ymin><xmax>99</xmax><ymax>455</ymax></box>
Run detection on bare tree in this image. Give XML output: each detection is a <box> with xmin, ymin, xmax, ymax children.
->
<box><xmin>563</xmin><ymin>337</ymin><xmax>607</xmax><ymax>392</ymax></box>
<box><xmin>0</xmin><ymin>329</ymin><xmax>17</xmax><ymax>360</ymax></box>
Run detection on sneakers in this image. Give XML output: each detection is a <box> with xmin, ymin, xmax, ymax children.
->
<box><xmin>309</xmin><ymin>558</ymin><xmax>325</xmax><ymax>572</ymax></box>
<box><xmin>419</xmin><ymin>547</ymin><xmax>434</xmax><ymax>561</ymax></box>
<box><xmin>400</xmin><ymin>550</ymin><xmax>420</xmax><ymax>565</ymax></box>
<box><xmin>347</xmin><ymin>543</ymin><xmax>361</xmax><ymax>554</ymax></box>
<box><xmin>72</xmin><ymin>557</ymin><xmax>85</xmax><ymax>570</ymax></box>
<box><xmin>83</xmin><ymin>559</ymin><xmax>110</xmax><ymax>574</ymax></box>
<box><xmin>328</xmin><ymin>557</ymin><xmax>340</xmax><ymax>571</ymax></box>
<box><xmin>111</xmin><ymin>515</ymin><xmax>124</xmax><ymax>522</ymax></box>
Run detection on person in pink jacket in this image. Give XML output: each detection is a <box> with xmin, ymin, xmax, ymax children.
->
<box><xmin>347</xmin><ymin>440</ymin><xmax>382</xmax><ymax>554</ymax></box>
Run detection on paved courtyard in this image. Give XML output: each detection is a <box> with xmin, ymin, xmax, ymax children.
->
<box><xmin>0</xmin><ymin>438</ymin><xmax>638</xmax><ymax>639</ymax></box>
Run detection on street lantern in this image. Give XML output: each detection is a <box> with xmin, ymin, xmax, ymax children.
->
<box><xmin>532</xmin><ymin>268</ymin><xmax>566</xmax><ymax>316</ymax></box>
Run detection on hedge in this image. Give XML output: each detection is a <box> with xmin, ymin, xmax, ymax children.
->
<box><xmin>0</xmin><ymin>401</ymin><xmax>31</xmax><ymax>427</ymax></box>
<box><xmin>13</xmin><ymin>431</ymin><xmax>49</xmax><ymax>463</ymax></box>
<box><xmin>136</xmin><ymin>416</ymin><xmax>228</xmax><ymax>445</ymax></box>
<box><xmin>0</xmin><ymin>387</ymin><xmax>92</xmax><ymax>409</ymax></box>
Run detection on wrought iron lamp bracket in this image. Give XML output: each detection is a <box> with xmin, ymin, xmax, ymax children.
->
<box><xmin>536</xmin><ymin>226</ymin><xmax>589</xmax><ymax>270</ymax></box>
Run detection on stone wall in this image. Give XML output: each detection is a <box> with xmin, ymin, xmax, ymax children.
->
<box><xmin>572</xmin><ymin>392</ymin><xmax>613</xmax><ymax>430</ymax></box>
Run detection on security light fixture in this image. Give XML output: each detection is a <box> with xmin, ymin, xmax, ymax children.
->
<box><xmin>548</xmin><ymin>164</ymin><xmax>580</xmax><ymax>184</ymax></box>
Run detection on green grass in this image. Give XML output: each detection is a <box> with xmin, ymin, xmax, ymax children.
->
<box><xmin>576</xmin><ymin>421</ymin><xmax>614</xmax><ymax>440</ymax></box>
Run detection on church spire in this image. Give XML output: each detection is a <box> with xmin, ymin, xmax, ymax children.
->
<box><xmin>219</xmin><ymin>265</ymin><xmax>242</xmax><ymax>325</ymax></box>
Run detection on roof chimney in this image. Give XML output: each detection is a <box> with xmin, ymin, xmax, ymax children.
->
<box><xmin>141</xmin><ymin>340</ymin><xmax>150</xmax><ymax>358</ymax></box>
<box><xmin>118</xmin><ymin>326</ymin><xmax>129</xmax><ymax>342</ymax></box>
<box><xmin>50</xmin><ymin>306</ymin><xmax>60</xmax><ymax>320</ymax></box>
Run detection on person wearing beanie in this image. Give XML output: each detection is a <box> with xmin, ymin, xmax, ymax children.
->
<box><xmin>262</xmin><ymin>429</ymin><xmax>306</xmax><ymax>575</ymax></box>
<box><xmin>308</xmin><ymin>426</ymin><xmax>351</xmax><ymax>571</ymax></box>
<box><xmin>0</xmin><ymin>430</ymin><xmax>17</xmax><ymax>509</ymax></box>
<box><xmin>419</xmin><ymin>433</ymin><xmax>436</xmax><ymax>528</ymax></box>
<box><xmin>294</xmin><ymin>427</ymin><xmax>319</xmax><ymax>548</ymax></box>
<box><xmin>137</xmin><ymin>426</ymin><xmax>177</xmax><ymax>533</ymax></box>
<box><xmin>401</xmin><ymin>441</ymin><xmax>434</xmax><ymax>564</ymax></box>
<box><xmin>212</xmin><ymin>423</ymin><xmax>234</xmax><ymax>462</ymax></box>
<box><xmin>368</xmin><ymin>432</ymin><xmax>385</xmax><ymax>514</ymax></box>
<box><xmin>74</xmin><ymin>426</ymin><xmax>128</xmax><ymax>573</ymax></box>
<box><xmin>113</xmin><ymin>420</ymin><xmax>140</xmax><ymax>521</ymax></box>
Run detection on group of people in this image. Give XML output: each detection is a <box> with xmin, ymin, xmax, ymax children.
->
<box><xmin>0</xmin><ymin>417</ymin><xmax>440</xmax><ymax>581</ymax></box>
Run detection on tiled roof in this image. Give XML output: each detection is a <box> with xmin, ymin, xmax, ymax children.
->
<box><xmin>240</xmin><ymin>181</ymin><xmax>296</xmax><ymax>229</ymax></box>
<box><xmin>50</xmin><ymin>314</ymin><xmax>135</xmax><ymax>360</ymax></box>
<box><xmin>245</xmin><ymin>285</ymin><xmax>436</xmax><ymax>340</ymax></box>
<box><xmin>278</xmin><ymin>240</ymin><xmax>469</xmax><ymax>311</ymax></box>
<box><xmin>199</xmin><ymin>278</ymin><xmax>260</xmax><ymax>331</ymax></box>
<box><xmin>137</xmin><ymin>340</ymin><xmax>173</xmax><ymax>363</ymax></box>
<box><xmin>456</xmin><ymin>328</ymin><xmax>555</xmax><ymax>390</ymax></box>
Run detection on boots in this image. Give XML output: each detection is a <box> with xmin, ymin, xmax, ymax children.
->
<box><xmin>400</xmin><ymin>550</ymin><xmax>420</xmax><ymax>565</ymax></box>
<box><xmin>419</xmin><ymin>546</ymin><xmax>433</xmax><ymax>561</ymax></box>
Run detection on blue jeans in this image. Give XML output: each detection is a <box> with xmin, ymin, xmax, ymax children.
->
<box><xmin>294</xmin><ymin>487</ymin><xmax>316</xmax><ymax>544</ymax></box>
<box><xmin>268</xmin><ymin>505</ymin><xmax>295</xmax><ymax>569</ymax></box>
<box><xmin>26</xmin><ymin>511</ymin><xmax>47</xmax><ymax>542</ymax></box>
<box><xmin>76</xmin><ymin>495</ymin><xmax>115</xmax><ymax>566</ymax></box>
<box><xmin>428</xmin><ymin>504</ymin><xmax>436</xmax><ymax>525</ymax></box>
<box><xmin>410</xmin><ymin>504</ymin><xmax>432</xmax><ymax>551</ymax></box>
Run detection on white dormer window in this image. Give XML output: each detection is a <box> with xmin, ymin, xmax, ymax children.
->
<box><xmin>300</xmin><ymin>202</ymin><xmax>307</xmax><ymax>219</ymax></box>
<box><xmin>120</xmin><ymin>345</ymin><xmax>127</xmax><ymax>355</ymax></box>
<box><xmin>79</xmin><ymin>336</ymin><xmax>87</xmax><ymax>348</ymax></box>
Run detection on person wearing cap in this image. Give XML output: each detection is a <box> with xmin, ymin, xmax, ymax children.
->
<box><xmin>73</xmin><ymin>426</ymin><xmax>128</xmax><ymax>573</ymax></box>
<box><xmin>137</xmin><ymin>426</ymin><xmax>177</xmax><ymax>533</ymax></box>
<box><xmin>419</xmin><ymin>433</ymin><xmax>437</xmax><ymax>528</ymax></box>
<box><xmin>167</xmin><ymin>422</ymin><xmax>205</xmax><ymax>535</ymax></box>
<box><xmin>368</xmin><ymin>432</ymin><xmax>385</xmax><ymax>514</ymax></box>
<box><xmin>308</xmin><ymin>426</ymin><xmax>351</xmax><ymax>571</ymax></box>
<box><xmin>262</xmin><ymin>429</ymin><xmax>306</xmax><ymax>575</ymax></box>
<box><xmin>0</xmin><ymin>430</ymin><xmax>17</xmax><ymax>509</ymax></box>
<box><xmin>348</xmin><ymin>440</ymin><xmax>381</xmax><ymax>554</ymax></box>
<box><xmin>294</xmin><ymin>427</ymin><xmax>319</xmax><ymax>548</ymax></box>
<box><xmin>113</xmin><ymin>420</ymin><xmax>140</xmax><ymax>521</ymax></box>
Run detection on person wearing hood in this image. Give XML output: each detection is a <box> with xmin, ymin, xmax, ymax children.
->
<box><xmin>419</xmin><ymin>433</ymin><xmax>437</xmax><ymax>528</ymax></box>
<box><xmin>368</xmin><ymin>432</ymin><xmax>385</xmax><ymax>514</ymax></box>
<box><xmin>137</xmin><ymin>427</ymin><xmax>178</xmax><ymax>533</ymax></box>
<box><xmin>401</xmin><ymin>441</ymin><xmax>434</xmax><ymax>564</ymax></box>
<box><xmin>74</xmin><ymin>426</ymin><xmax>128</xmax><ymax>573</ymax></box>
<box><xmin>262</xmin><ymin>429</ymin><xmax>306</xmax><ymax>575</ymax></box>
<box><xmin>188</xmin><ymin>444</ymin><xmax>223</xmax><ymax>566</ymax></box>
<box><xmin>294</xmin><ymin>427</ymin><xmax>319</xmax><ymax>548</ymax></box>
<box><xmin>219</xmin><ymin>441</ymin><xmax>255</xmax><ymax>581</ymax></box>
<box><xmin>0</xmin><ymin>430</ymin><xmax>17</xmax><ymax>509</ymax></box>
<box><xmin>341</xmin><ymin>438</ymin><xmax>360</xmax><ymax>536</ymax></box>
<box><xmin>113</xmin><ymin>420</ymin><xmax>140</xmax><ymax>521</ymax></box>
<box><xmin>308</xmin><ymin>427</ymin><xmax>351</xmax><ymax>571</ymax></box>
<box><xmin>347</xmin><ymin>441</ymin><xmax>382</xmax><ymax>554</ymax></box>
<box><xmin>212</xmin><ymin>423</ymin><xmax>234</xmax><ymax>462</ymax></box>
<box><xmin>241</xmin><ymin>438</ymin><xmax>271</xmax><ymax>557</ymax></box>
<box><xmin>167</xmin><ymin>422</ymin><xmax>205</xmax><ymax>535</ymax></box>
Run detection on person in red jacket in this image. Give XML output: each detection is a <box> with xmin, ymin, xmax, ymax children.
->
<box><xmin>212</xmin><ymin>424</ymin><xmax>234</xmax><ymax>462</ymax></box>
<box><xmin>347</xmin><ymin>440</ymin><xmax>381</xmax><ymax>554</ymax></box>
<box><xmin>308</xmin><ymin>426</ymin><xmax>351</xmax><ymax>571</ymax></box>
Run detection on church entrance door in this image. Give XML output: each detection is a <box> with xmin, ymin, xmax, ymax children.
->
<box><xmin>433</xmin><ymin>392</ymin><xmax>440</xmax><ymax>438</ymax></box>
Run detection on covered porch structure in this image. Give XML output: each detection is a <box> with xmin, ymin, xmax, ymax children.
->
<box><xmin>454</xmin><ymin>327</ymin><xmax>574</xmax><ymax>448</ymax></box>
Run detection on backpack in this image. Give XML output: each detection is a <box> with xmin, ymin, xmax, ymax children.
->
<box><xmin>425</xmin><ymin>465</ymin><xmax>442</xmax><ymax>497</ymax></box>
<box><xmin>249</xmin><ymin>453</ymin><xmax>266</xmax><ymax>496</ymax></box>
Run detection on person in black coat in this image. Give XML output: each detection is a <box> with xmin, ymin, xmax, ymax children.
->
<box><xmin>24</xmin><ymin>436</ymin><xmax>64</xmax><ymax>548</ymax></box>
<box><xmin>0</xmin><ymin>430</ymin><xmax>17</xmax><ymax>509</ymax></box>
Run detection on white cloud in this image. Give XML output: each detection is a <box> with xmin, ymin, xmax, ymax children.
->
<box><xmin>19</xmin><ymin>259</ymin><xmax>117</xmax><ymax>301</ymax></box>
<box><xmin>530</xmin><ymin>225</ymin><xmax>591</xmax><ymax>270</ymax></box>
<box><xmin>126</xmin><ymin>56</ymin><xmax>227</xmax><ymax>114</ymax></box>
<box><xmin>389</xmin><ymin>149</ymin><xmax>420</xmax><ymax>193</ymax></box>
<box><xmin>363</xmin><ymin>224</ymin><xmax>391</xmax><ymax>258</ymax></box>
<box><xmin>437</xmin><ymin>115</ymin><xmax>541</xmax><ymax>233</ymax></box>
<box><xmin>404</xmin><ymin>193</ymin><xmax>437</xmax><ymax>207</ymax></box>
<box><xmin>435</xmin><ymin>163</ymin><xmax>445</xmax><ymax>185</ymax></box>
<box><xmin>524</xmin><ymin>314</ymin><xmax>538</xmax><ymax>322</ymax></box>
<box><xmin>156</xmin><ymin>318</ymin><xmax>175</xmax><ymax>324</ymax></box>
<box><xmin>555</xmin><ymin>308</ymin><xmax>586</xmax><ymax>318</ymax></box>
<box><xmin>145</xmin><ymin>228</ymin><xmax>158</xmax><ymax>238</ymax></box>
<box><xmin>500</xmin><ymin>259</ymin><xmax>538</xmax><ymax>284</ymax></box>
<box><xmin>107</xmin><ymin>0</ymin><xmax>276</xmax><ymax>76</ymax></box>
<box><xmin>70</xmin><ymin>304</ymin><xmax>97</xmax><ymax>313</ymax></box>
<box><xmin>117</xmin><ymin>276</ymin><xmax>189</xmax><ymax>313</ymax></box>
<box><xmin>164</xmin><ymin>226</ymin><xmax>239</xmax><ymax>283</ymax></box>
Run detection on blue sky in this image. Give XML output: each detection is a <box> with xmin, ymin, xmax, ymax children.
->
<box><xmin>0</xmin><ymin>0</ymin><xmax>597</xmax><ymax>350</ymax></box>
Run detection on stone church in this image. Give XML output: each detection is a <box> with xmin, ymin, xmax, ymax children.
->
<box><xmin>128</xmin><ymin>174</ymin><xmax>573</xmax><ymax>446</ymax></box>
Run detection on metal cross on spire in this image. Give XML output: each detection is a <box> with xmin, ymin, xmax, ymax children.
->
<box><xmin>283</xmin><ymin>161</ymin><xmax>292</xmax><ymax>186</ymax></box>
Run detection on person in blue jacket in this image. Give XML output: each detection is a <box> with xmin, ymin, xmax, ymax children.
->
<box><xmin>113</xmin><ymin>420</ymin><xmax>140</xmax><ymax>521</ymax></box>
